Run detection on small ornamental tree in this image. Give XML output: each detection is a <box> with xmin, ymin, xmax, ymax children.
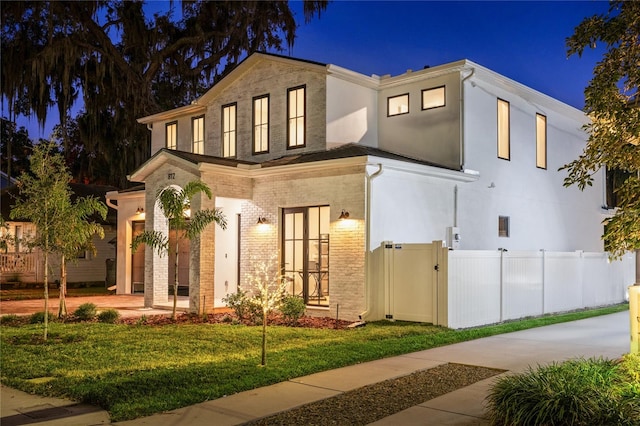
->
<box><xmin>131</xmin><ymin>181</ymin><xmax>226</xmax><ymax>320</ymax></box>
<box><xmin>10</xmin><ymin>141</ymin><xmax>70</xmax><ymax>340</ymax></box>
<box><xmin>54</xmin><ymin>197</ymin><xmax>107</xmax><ymax>317</ymax></box>
<box><xmin>245</xmin><ymin>256</ymin><xmax>287</xmax><ymax>366</ymax></box>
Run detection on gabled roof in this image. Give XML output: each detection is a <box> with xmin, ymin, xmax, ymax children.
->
<box><xmin>138</xmin><ymin>52</ymin><xmax>327</xmax><ymax>124</ymax></box>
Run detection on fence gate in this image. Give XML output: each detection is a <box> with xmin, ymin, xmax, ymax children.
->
<box><xmin>382</xmin><ymin>242</ymin><xmax>442</xmax><ymax>323</ymax></box>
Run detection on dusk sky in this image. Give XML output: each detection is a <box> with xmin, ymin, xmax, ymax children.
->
<box><xmin>13</xmin><ymin>0</ymin><xmax>610</xmax><ymax>139</ymax></box>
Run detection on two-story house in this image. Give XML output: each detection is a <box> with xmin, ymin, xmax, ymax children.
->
<box><xmin>106</xmin><ymin>52</ymin><xmax>606</xmax><ymax>321</ymax></box>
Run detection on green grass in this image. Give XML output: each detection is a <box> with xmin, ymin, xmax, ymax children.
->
<box><xmin>0</xmin><ymin>303</ymin><xmax>629</xmax><ymax>422</ymax></box>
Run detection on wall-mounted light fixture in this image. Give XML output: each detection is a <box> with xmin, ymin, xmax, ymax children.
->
<box><xmin>257</xmin><ymin>217</ymin><xmax>268</xmax><ymax>225</ymax></box>
<box><xmin>339</xmin><ymin>210</ymin><xmax>350</xmax><ymax>220</ymax></box>
<box><xmin>136</xmin><ymin>207</ymin><xmax>144</xmax><ymax>215</ymax></box>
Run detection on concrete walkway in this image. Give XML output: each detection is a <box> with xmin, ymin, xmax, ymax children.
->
<box><xmin>0</xmin><ymin>311</ymin><xmax>630</xmax><ymax>425</ymax></box>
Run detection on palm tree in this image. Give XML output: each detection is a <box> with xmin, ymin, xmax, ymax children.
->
<box><xmin>131</xmin><ymin>181</ymin><xmax>227</xmax><ymax>319</ymax></box>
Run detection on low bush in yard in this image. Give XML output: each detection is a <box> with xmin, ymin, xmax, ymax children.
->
<box><xmin>486</xmin><ymin>353</ymin><xmax>640</xmax><ymax>426</ymax></box>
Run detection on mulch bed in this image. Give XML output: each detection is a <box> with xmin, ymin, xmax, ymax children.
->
<box><xmin>243</xmin><ymin>363</ymin><xmax>504</xmax><ymax>425</ymax></box>
<box><xmin>1</xmin><ymin>311</ymin><xmax>354</xmax><ymax>329</ymax></box>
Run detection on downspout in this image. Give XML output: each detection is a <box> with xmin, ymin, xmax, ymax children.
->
<box><xmin>105</xmin><ymin>197</ymin><xmax>119</xmax><ymax>211</ymax></box>
<box><xmin>460</xmin><ymin>67</ymin><xmax>475</xmax><ymax>171</ymax></box>
<box><xmin>359</xmin><ymin>163</ymin><xmax>384</xmax><ymax>321</ymax></box>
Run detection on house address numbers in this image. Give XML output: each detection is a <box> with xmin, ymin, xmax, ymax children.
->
<box><xmin>167</xmin><ymin>173</ymin><xmax>175</xmax><ymax>180</ymax></box>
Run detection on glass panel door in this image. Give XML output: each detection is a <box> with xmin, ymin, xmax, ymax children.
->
<box><xmin>282</xmin><ymin>206</ymin><xmax>330</xmax><ymax>306</ymax></box>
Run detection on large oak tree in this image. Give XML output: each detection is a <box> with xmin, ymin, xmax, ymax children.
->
<box><xmin>1</xmin><ymin>1</ymin><xmax>327</xmax><ymax>187</ymax></box>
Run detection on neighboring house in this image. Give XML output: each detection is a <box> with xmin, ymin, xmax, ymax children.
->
<box><xmin>0</xmin><ymin>171</ymin><xmax>17</xmax><ymax>189</ymax></box>
<box><xmin>0</xmin><ymin>183</ymin><xmax>118</xmax><ymax>286</ymax></box>
<box><xmin>106</xmin><ymin>52</ymin><xmax>616</xmax><ymax>322</ymax></box>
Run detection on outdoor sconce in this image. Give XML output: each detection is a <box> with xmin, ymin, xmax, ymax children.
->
<box><xmin>257</xmin><ymin>217</ymin><xmax>268</xmax><ymax>225</ymax></box>
<box><xmin>136</xmin><ymin>207</ymin><xmax>144</xmax><ymax>215</ymax></box>
<box><xmin>339</xmin><ymin>210</ymin><xmax>350</xmax><ymax>220</ymax></box>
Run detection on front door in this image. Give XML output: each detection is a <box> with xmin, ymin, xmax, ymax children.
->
<box><xmin>168</xmin><ymin>230</ymin><xmax>190</xmax><ymax>296</ymax></box>
<box><xmin>282</xmin><ymin>206</ymin><xmax>330</xmax><ymax>306</ymax></box>
<box><xmin>131</xmin><ymin>221</ymin><xmax>145</xmax><ymax>293</ymax></box>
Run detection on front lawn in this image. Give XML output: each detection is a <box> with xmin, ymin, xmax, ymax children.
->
<box><xmin>0</xmin><ymin>304</ymin><xmax>629</xmax><ymax>422</ymax></box>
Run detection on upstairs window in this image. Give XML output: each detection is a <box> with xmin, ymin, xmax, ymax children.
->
<box><xmin>497</xmin><ymin>99</ymin><xmax>510</xmax><ymax>160</ymax></box>
<box><xmin>422</xmin><ymin>86</ymin><xmax>446</xmax><ymax>110</ymax></box>
<box><xmin>536</xmin><ymin>113</ymin><xmax>547</xmax><ymax>169</ymax></box>
<box><xmin>287</xmin><ymin>86</ymin><xmax>306</xmax><ymax>148</ymax></box>
<box><xmin>222</xmin><ymin>103</ymin><xmax>237</xmax><ymax>158</ymax></box>
<box><xmin>192</xmin><ymin>116</ymin><xmax>204</xmax><ymax>154</ymax></box>
<box><xmin>253</xmin><ymin>95</ymin><xmax>269</xmax><ymax>154</ymax></box>
<box><xmin>166</xmin><ymin>122</ymin><xmax>177</xmax><ymax>150</ymax></box>
<box><xmin>388</xmin><ymin>93</ymin><xmax>409</xmax><ymax>116</ymax></box>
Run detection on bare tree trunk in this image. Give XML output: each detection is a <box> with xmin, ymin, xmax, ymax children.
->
<box><xmin>58</xmin><ymin>254</ymin><xmax>67</xmax><ymax>318</ymax></box>
<box><xmin>43</xmin><ymin>250</ymin><xmax>49</xmax><ymax>341</ymax></box>
<box><xmin>172</xmin><ymin>239</ymin><xmax>179</xmax><ymax>320</ymax></box>
<box><xmin>261</xmin><ymin>308</ymin><xmax>267</xmax><ymax>366</ymax></box>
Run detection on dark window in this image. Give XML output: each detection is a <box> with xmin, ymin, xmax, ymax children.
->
<box><xmin>498</xmin><ymin>216</ymin><xmax>510</xmax><ymax>238</ymax></box>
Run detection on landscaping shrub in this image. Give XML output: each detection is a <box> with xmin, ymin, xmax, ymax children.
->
<box><xmin>29</xmin><ymin>311</ymin><xmax>54</xmax><ymax>324</ymax></box>
<box><xmin>73</xmin><ymin>303</ymin><xmax>97</xmax><ymax>321</ymax></box>
<box><xmin>0</xmin><ymin>314</ymin><xmax>21</xmax><ymax>325</ymax></box>
<box><xmin>97</xmin><ymin>309</ymin><xmax>120</xmax><ymax>324</ymax></box>
<box><xmin>280</xmin><ymin>295</ymin><xmax>306</xmax><ymax>324</ymax></box>
<box><xmin>222</xmin><ymin>290</ymin><xmax>261</xmax><ymax>324</ymax></box>
<box><xmin>486</xmin><ymin>356</ymin><xmax>640</xmax><ymax>426</ymax></box>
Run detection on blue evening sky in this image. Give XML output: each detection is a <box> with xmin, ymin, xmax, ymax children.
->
<box><xmin>11</xmin><ymin>0</ymin><xmax>610</xmax><ymax>139</ymax></box>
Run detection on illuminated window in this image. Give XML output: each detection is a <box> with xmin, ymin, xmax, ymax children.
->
<box><xmin>536</xmin><ymin>113</ymin><xmax>547</xmax><ymax>169</ymax></box>
<box><xmin>497</xmin><ymin>99</ymin><xmax>510</xmax><ymax>160</ymax></box>
<box><xmin>253</xmin><ymin>95</ymin><xmax>269</xmax><ymax>154</ymax></box>
<box><xmin>387</xmin><ymin>94</ymin><xmax>409</xmax><ymax>116</ymax></box>
<box><xmin>222</xmin><ymin>103</ymin><xmax>236</xmax><ymax>158</ymax></box>
<box><xmin>166</xmin><ymin>122</ymin><xmax>177</xmax><ymax>150</ymax></box>
<box><xmin>498</xmin><ymin>216</ymin><xmax>510</xmax><ymax>238</ymax></box>
<box><xmin>192</xmin><ymin>116</ymin><xmax>204</xmax><ymax>154</ymax></box>
<box><xmin>422</xmin><ymin>86</ymin><xmax>445</xmax><ymax>110</ymax></box>
<box><xmin>287</xmin><ymin>86</ymin><xmax>306</xmax><ymax>148</ymax></box>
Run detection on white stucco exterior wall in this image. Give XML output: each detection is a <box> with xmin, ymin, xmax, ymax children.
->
<box><xmin>326</xmin><ymin>74</ymin><xmax>378</xmax><ymax>148</ymax></box>
<box><xmin>214</xmin><ymin>197</ymin><xmax>243</xmax><ymax>305</ymax></box>
<box><xmin>458</xmin><ymin>74</ymin><xmax>604</xmax><ymax>252</ymax></box>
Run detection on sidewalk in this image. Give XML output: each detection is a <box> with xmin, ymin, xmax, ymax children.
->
<box><xmin>0</xmin><ymin>311</ymin><xmax>630</xmax><ymax>425</ymax></box>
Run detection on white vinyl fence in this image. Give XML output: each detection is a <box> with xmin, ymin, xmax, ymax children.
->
<box><xmin>447</xmin><ymin>250</ymin><xmax>635</xmax><ymax>329</ymax></box>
